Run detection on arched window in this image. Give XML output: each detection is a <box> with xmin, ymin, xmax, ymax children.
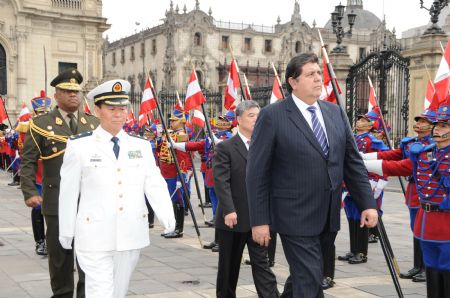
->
<box><xmin>295</xmin><ymin>41</ymin><xmax>301</xmax><ymax>54</ymax></box>
<box><xmin>194</xmin><ymin>32</ymin><xmax>202</xmax><ymax>46</ymax></box>
<box><xmin>0</xmin><ymin>44</ymin><xmax>6</xmax><ymax>95</ymax></box>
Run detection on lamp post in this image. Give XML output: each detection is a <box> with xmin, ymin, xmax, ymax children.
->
<box><xmin>420</xmin><ymin>0</ymin><xmax>449</xmax><ymax>35</ymax></box>
<box><xmin>330</xmin><ymin>2</ymin><xmax>356</xmax><ymax>53</ymax></box>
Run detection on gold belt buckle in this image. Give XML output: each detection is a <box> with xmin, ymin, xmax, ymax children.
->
<box><xmin>425</xmin><ymin>203</ymin><xmax>431</xmax><ymax>212</ymax></box>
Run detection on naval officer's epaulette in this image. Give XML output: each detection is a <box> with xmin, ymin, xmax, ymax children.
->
<box><xmin>69</xmin><ymin>131</ymin><xmax>93</xmax><ymax>140</ymax></box>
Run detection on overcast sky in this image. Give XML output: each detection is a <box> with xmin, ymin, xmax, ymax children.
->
<box><xmin>103</xmin><ymin>0</ymin><xmax>439</xmax><ymax>42</ymax></box>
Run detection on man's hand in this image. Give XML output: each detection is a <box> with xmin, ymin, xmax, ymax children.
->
<box><xmin>59</xmin><ymin>236</ymin><xmax>73</xmax><ymax>250</ymax></box>
<box><xmin>224</xmin><ymin>212</ymin><xmax>238</xmax><ymax>228</ymax></box>
<box><xmin>251</xmin><ymin>225</ymin><xmax>271</xmax><ymax>247</ymax></box>
<box><xmin>25</xmin><ymin>196</ymin><xmax>43</xmax><ymax>208</ymax></box>
<box><xmin>360</xmin><ymin>209</ymin><xmax>378</xmax><ymax>228</ymax></box>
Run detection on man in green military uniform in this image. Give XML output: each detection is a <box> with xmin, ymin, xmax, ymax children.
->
<box><xmin>20</xmin><ymin>68</ymin><xmax>99</xmax><ymax>298</ymax></box>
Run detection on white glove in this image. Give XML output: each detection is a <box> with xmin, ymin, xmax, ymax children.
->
<box><xmin>59</xmin><ymin>236</ymin><xmax>73</xmax><ymax>250</ymax></box>
<box><xmin>156</xmin><ymin>125</ymin><xmax>163</xmax><ymax>137</ymax></box>
<box><xmin>172</xmin><ymin>142</ymin><xmax>186</xmax><ymax>152</ymax></box>
<box><xmin>364</xmin><ymin>160</ymin><xmax>384</xmax><ymax>176</ymax></box>
<box><xmin>374</xmin><ymin>179</ymin><xmax>389</xmax><ymax>199</ymax></box>
<box><xmin>360</xmin><ymin>152</ymin><xmax>378</xmax><ymax>160</ymax></box>
<box><xmin>176</xmin><ymin>181</ymin><xmax>182</xmax><ymax>189</ymax></box>
<box><xmin>369</xmin><ymin>179</ymin><xmax>378</xmax><ymax>191</ymax></box>
<box><xmin>15</xmin><ymin>150</ymin><xmax>20</xmax><ymax>158</ymax></box>
<box><xmin>341</xmin><ymin>191</ymin><xmax>349</xmax><ymax>202</ymax></box>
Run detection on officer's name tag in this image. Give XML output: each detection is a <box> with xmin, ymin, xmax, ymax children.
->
<box><xmin>90</xmin><ymin>154</ymin><xmax>102</xmax><ymax>162</ymax></box>
<box><xmin>128</xmin><ymin>150</ymin><xmax>143</xmax><ymax>159</ymax></box>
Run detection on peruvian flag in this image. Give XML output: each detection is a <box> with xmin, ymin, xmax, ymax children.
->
<box><xmin>270</xmin><ymin>77</ymin><xmax>284</xmax><ymax>104</ymax></box>
<box><xmin>319</xmin><ymin>54</ymin><xmax>340</xmax><ymax>104</ymax></box>
<box><xmin>126</xmin><ymin>108</ymin><xmax>135</xmax><ymax>126</ymax></box>
<box><xmin>423</xmin><ymin>80</ymin><xmax>435</xmax><ymax>110</ymax></box>
<box><xmin>138</xmin><ymin>112</ymin><xmax>149</xmax><ymax>128</ymax></box>
<box><xmin>83</xmin><ymin>98</ymin><xmax>91</xmax><ymax>114</ymax></box>
<box><xmin>18</xmin><ymin>102</ymin><xmax>32</xmax><ymax>122</ymax></box>
<box><xmin>192</xmin><ymin>106</ymin><xmax>205</xmax><ymax>127</ymax></box>
<box><xmin>368</xmin><ymin>85</ymin><xmax>378</xmax><ymax>111</ymax></box>
<box><xmin>140</xmin><ymin>79</ymin><xmax>157</xmax><ymax>113</ymax></box>
<box><xmin>434</xmin><ymin>39</ymin><xmax>450</xmax><ymax>102</ymax></box>
<box><xmin>0</xmin><ymin>96</ymin><xmax>8</xmax><ymax>123</ymax></box>
<box><xmin>224</xmin><ymin>59</ymin><xmax>240</xmax><ymax>110</ymax></box>
<box><xmin>184</xmin><ymin>70</ymin><xmax>206</xmax><ymax>111</ymax></box>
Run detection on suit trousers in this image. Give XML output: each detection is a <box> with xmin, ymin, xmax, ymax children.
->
<box><xmin>45</xmin><ymin>215</ymin><xmax>85</xmax><ymax>298</ymax></box>
<box><xmin>76</xmin><ymin>249</ymin><xmax>140</xmax><ymax>298</ymax></box>
<box><xmin>216</xmin><ymin>229</ymin><xmax>279</xmax><ymax>298</ymax></box>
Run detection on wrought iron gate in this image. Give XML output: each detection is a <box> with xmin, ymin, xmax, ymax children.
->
<box><xmin>346</xmin><ymin>48</ymin><xmax>410</xmax><ymax>147</ymax></box>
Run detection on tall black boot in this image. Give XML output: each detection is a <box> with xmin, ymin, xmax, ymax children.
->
<box><xmin>268</xmin><ymin>230</ymin><xmax>277</xmax><ymax>266</ymax></box>
<box><xmin>349</xmin><ymin>224</ymin><xmax>368</xmax><ymax>264</ymax></box>
<box><xmin>338</xmin><ymin>219</ymin><xmax>354</xmax><ymax>261</ymax></box>
<box><xmin>31</xmin><ymin>208</ymin><xmax>45</xmax><ymax>242</ymax></box>
<box><xmin>426</xmin><ymin>268</ymin><xmax>444</xmax><ymax>298</ymax></box>
<box><xmin>161</xmin><ymin>204</ymin><xmax>177</xmax><ymax>237</ymax></box>
<box><xmin>443</xmin><ymin>270</ymin><xmax>450</xmax><ymax>297</ymax></box>
<box><xmin>165</xmin><ymin>205</ymin><xmax>184</xmax><ymax>238</ymax></box>
<box><xmin>368</xmin><ymin>227</ymin><xmax>379</xmax><ymax>243</ymax></box>
<box><xmin>401</xmin><ymin>237</ymin><xmax>423</xmax><ymax>278</ymax></box>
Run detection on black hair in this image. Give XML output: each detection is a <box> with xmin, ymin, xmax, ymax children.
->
<box><xmin>285</xmin><ymin>53</ymin><xmax>319</xmax><ymax>94</ymax></box>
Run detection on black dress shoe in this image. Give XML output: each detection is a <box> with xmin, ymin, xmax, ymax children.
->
<box><xmin>164</xmin><ymin>230</ymin><xmax>183</xmax><ymax>238</ymax></box>
<box><xmin>148</xmin><ymin>223</ymin><xmax>154</xmax><ymax>229</ymax></box>
<box><xmin>8</xmin><ymin>181</ymin><xmax>19</xmax><ymax>186</ymax></box>
<box><xmin>321</xmin><ymin>277</ymin><xmax>335</xmax><ymax>290</ymax></box>
<box><xmin>268</xmin><ymin>261</ymin><xmax>275</xmax><ymax>267</ymax></box>
<box><xmin>243</xmin><ymin>259</ymin><xmax>251</xmax><ymax>265</ymax></box>
<box><xmin>412</xmin><ymin>270</ymin><xmax>426</xmax><ymax>282</ymax></box>
<box><xmin>400</xmin><ymin>267</ymin><xmax>421</xmax><ymax>279</ymax></box>
<box><xmin>368</xmin><ymin>234</ymin><xmax>378</xmax><ymax>243</ymax></box>
<box><xmin>205</xmin><ymin>219</ymin><xmax>215</xmax><ymax>227</ymax></box>
<box><xmin>337</xmin><ymin>252</ymin><xmax>354</xmax><ymax>261</ymax></box>
<box><xmin>211</xmin><ymin>244</ymin><xmax>219</xmax><ymax>252</ymax></box>
<box><xmin>203</xmin><ymin>241</ymin><xmax>216</xmax><ymax>249</ymax></box>
<box><xmin>199</xmin><ymin>202</ymin><xmax>212</xmax><ymax>208</ymax></box>
<box><xmin>35</xmin><ymin>240</ymin><xmax>48</xmax><ymax>256</ymax></box>
<box><xmin>348</xmin><ymin>253</ymin><xmax>367</xmax><ymax>264</ymax></box>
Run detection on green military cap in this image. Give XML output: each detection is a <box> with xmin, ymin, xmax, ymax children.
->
<box><xmin>50</xmin><ymin>68</ymin><xmax>83</xmax><ymax>91</ymax></box>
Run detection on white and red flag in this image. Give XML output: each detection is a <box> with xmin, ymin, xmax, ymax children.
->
<box><xmin>18</xmin><ymin>102</ymin><xmax>32</xmax><ymax>122</ymax></box>
<box><xmin>191</xmin><ymin>106</ymin><xmax>205</xmax><ymax>128</ymax></box>
<box><xmin>423</xmin><ymin>80</ymin><xmax>435</xmax><ymax>110</ymax></box>
<box><xmin>138</xmin><ymin>79</ymin><xmax>157</xmax><ymax>127</ymax></box>
<box><xmin>184</xmin><ymin>70</ymin><xmax>206</xmax><ymax>111</ymax></box>
<box><xmin>433</xmin><ymin>39</ymin><xmax>450</xmax><ymax>102</ymax></box>
<box><xmin>270</xmin><ymin>77</ymin><xmax>284</xmax><ymax>104</ymax></box>
<box><xmin>224</xmin><ymin>59</ymin><xmax>240</xmax><ymax>110</ymax></box>
<box><xmin>319</xmin><ymin>54</ymin><xmax>340</xmax><ymax>104</ymax></box>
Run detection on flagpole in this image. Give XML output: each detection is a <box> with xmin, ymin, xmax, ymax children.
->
<box><xmin>43</xmin><ymin>46</ymin><xmax>48</xmax><ymax>96</ymax></box>
<box><xmin>175</xmin><ymin>91</ymin><xmax>208</xmax><ymax>224</ymax></box>
<box><xmin>228</xmin><ymin>45</ymin><xmax>247</xmax><ymax>101</ymax></box>
<box><xmin>242</xmin><ymin>73</ymin><xmax>252</xmax><ymax>100</ymax></box>
<box><xmin>271</xmin><ymin>62</ymin><xmax>286</xmax><ymax>98</ymax></box>
<box><xmin>147</xmin><ymin>75</ymin><xmax>203</xmax><ymax>247</ymax></box>
<box><xmin>318</xmin><ymin>29</ymin><xmax>404</xmax><ymax>298</ymax></box>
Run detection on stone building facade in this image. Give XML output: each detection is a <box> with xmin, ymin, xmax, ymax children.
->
<box><xmin>104</xmin><ymin>0</ymin><xmax>393</xmax><ymax>96</ymax></box>
<box><xmin>0</xmin><ymin>0</ymin><xmax>109</xmax><ymax>119</ymax></box>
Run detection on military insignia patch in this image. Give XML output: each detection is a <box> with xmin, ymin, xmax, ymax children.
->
<box><xmin>55</xmin><ymin>117</ymin><xmax>63</xmax><ymax>125</ymax></box>
<box><xmin>80</xmin><ymin>117</ymin><xmax>87</xmax><ymax>124</ymax></box>
<box><xmin>128</xmin><ymin>150</ymin><xmax>143</xmax><ymax>159</ymax></box>
<box><xmin>113</xmin><ymin>82</ymin><xmax>122</xmax><ymax>93</ymax></box>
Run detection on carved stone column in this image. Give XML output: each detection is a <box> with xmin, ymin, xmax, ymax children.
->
<box><xmin>329</xmin><ymin>51</ymin><xmax>353</xmax><ymax>108</ymax></box>
<box><xmin>15</xmin><ymin>29</ymin><xmax>27</xmax><ymax>111</ymax></box>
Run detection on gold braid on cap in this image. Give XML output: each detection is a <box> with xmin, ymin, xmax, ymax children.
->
<box><xmin>29</xmin><ymin>119</ymin><xmax>69</xmax><ymax>160</ymax></box>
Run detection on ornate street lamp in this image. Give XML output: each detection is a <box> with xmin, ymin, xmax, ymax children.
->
<box><xmin>420</xmin><ymin>0</ymin><xmax>449</xmax><ymax>35</ymax></box>
<box><xmin>330</xmin><ymin>2</ymin><xmax>357</xmax><ymax>53</ymax></box>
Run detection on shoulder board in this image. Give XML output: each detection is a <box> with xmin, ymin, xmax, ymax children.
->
<box><xmin>69</xmin><ymin>131</ymin><xmax>93</xmax><ymax>140</ymax></box>
<box><xmin>400</xmin><ymin>136</ymin><xmax>415</xmax><ymax>145</ymax></box>
<box><xmin>129</xmin><ymin>134</ymin><xmax>146</xmax><ymax>140</ymax></box>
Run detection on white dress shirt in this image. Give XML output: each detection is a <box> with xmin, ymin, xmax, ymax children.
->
<box><xmin>291</xmin><ymin>94</ymin><xmax>329</xmax><ymax>143</ymax></box>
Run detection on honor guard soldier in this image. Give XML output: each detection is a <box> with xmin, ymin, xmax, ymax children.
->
<box><xmin>20</xmin><ymin>68</ymin><xmax>99</xmax><ymax>298</ymax></box>
<box><xmin>362</xmin><ymin>109</ymin><xmax>435</xmax><ymax>282</ymax></box>
<box><xmin>364</xmin><ymin>99</ymin><xmax>450</xmax><ymax>297</ymax></box>
<box><xmin>339</xmin><ymin>109</ymin><xmax>388</xmax><ymax>265</ymax></box>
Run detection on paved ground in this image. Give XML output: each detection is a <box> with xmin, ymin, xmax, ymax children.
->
<box><xmin>0</xmin><ymin>168</ymin><xmax>426</xmax><ymax>298</ymax></box>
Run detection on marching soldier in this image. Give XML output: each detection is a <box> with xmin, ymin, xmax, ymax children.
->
<box><xmin>20</xmin><ymin>69</ymin><xmax>99</xmax><ymax>298</ymax></box>
<box><xmin>338</xmin><ymin>110</ymin><xmax>388</xmax><ymax>265</ymax></box>
<box><xmin>362</xmin><ymin>109</ymin><xmax>435</xmax><ymax>282</ymax></box>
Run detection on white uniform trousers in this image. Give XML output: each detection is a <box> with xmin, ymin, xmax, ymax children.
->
<box><xmin>76</xmin><ymin>248</ymin><xmax>140</xmax><ymax>298</ymax></box>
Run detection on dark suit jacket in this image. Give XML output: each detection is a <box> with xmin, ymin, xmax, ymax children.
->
<box><xmin>213</xmin><ymin>134</ymin><xmax>251</xmax><ymax>232</ymax></box>
<box><xmin>20</xmin><ymin>107</ymin><xmax>99</xmax><ymax>215</ymax></box>
<box><xmin>246</xmin><ymin>96</ymin><xmax>377</xmax><ymax>236</ymax></box>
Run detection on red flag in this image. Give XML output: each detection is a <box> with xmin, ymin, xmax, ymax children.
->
<box><xmin>224</xmin><ymin>59</ymin><xmax>240</xmax><ymax>110</ymax></box>
<box><xmin>0</xmin><ymin>96</ymin><xmax>8</xmax><ymax>123</ymax></box>
<box><xmin>319</xmin><ymin>54</ymin><xmax>340</xmax><ymax>104</ymax></box>
<box><xmin>368</xmin><ymin>85</ymin><xmax>378</xmax><ymax>111</ymax></box>
<box><xmin>83</xmin><ymin>98</ymin><xmax>91</xmax><ymax>114</ymax></box>
<box><xmin>270</xmin><ymin>78</ymin><xmax>284</xmax><ymax>104</ymax></box>
<box><xmin>423</xmin><ymin>80</ymin><xmax>435</xmax><ymax>110</ymax></box>
<box><xmin>138</xmin><ymin>112</ymin><xmax>150</xmax><ymax>128</ymax></box>
<box><xmin>185</xmin><ymin>70</ymin><xmax>206</xmax><ymax>111</ymax></box>
<box><xmin>126</xmin><ymin>107</ymin><xmax>135</xmax><ymax>126</ymax></box>
<box><xmin>18</xmin><ymin>102</ymin><xmax>32</xmax><ymax>122</ymax></box>
<box><xmin>192</xmin><ymin>106</ymin><xmax>205</xmax><ymax>128</ymax></box>
<box><xmin>434</xmin><ymin>39</ymin><xmax>450</xmax><ymax>102</ymax></box>
<box><xmin>140</xmin><ymin>79</ymin><xmax>157</xmax><ymax>113</ymax></box>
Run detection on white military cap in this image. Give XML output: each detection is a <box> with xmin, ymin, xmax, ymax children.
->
<box><xmin>87</xmin><ymin>79</ymin><xmax>130</xmax><ymax>106</ymax></box>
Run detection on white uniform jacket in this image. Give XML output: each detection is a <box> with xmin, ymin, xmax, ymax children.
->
<box><xmin>59</xmin><ymin>127</ymin><xmax>175</xmax><ymax>251</ymax></box>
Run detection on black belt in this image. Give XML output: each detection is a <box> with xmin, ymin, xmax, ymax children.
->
<box><xmin>421</xmin><ymin>202</ymin><xmax>449</xmax><ymax>212</ymax></box>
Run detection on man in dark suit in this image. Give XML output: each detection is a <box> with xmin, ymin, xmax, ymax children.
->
<box><xmin>214</xmin><ymin>100</ymin><xmax>279</xmax><ymax>298</ymax></box>
<box><xmin>246</xmin><ymin>53</ymin><xmax>379</xmax><ymax>297</ymax></box>
<box><xmin>20</xmin><ymin>69</ymin><xmax>99</xmax><ymax>298</ymax></box>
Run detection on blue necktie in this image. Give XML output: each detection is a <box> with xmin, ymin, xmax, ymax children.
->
<box><xmin>307</xmin><ymin>106</ymin><xmax>329</xmax><ymax>157</ymax></box>
<box><xmin>111</xmin><ymin>137</ymin><xmax>120</xmax><ymax>159</ymax></box>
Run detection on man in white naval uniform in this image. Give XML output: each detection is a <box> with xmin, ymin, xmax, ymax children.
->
<box><xmin>58</xmin><ymin>79</ymin><xmax>175</xmax><ymax>298</ymax></box>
